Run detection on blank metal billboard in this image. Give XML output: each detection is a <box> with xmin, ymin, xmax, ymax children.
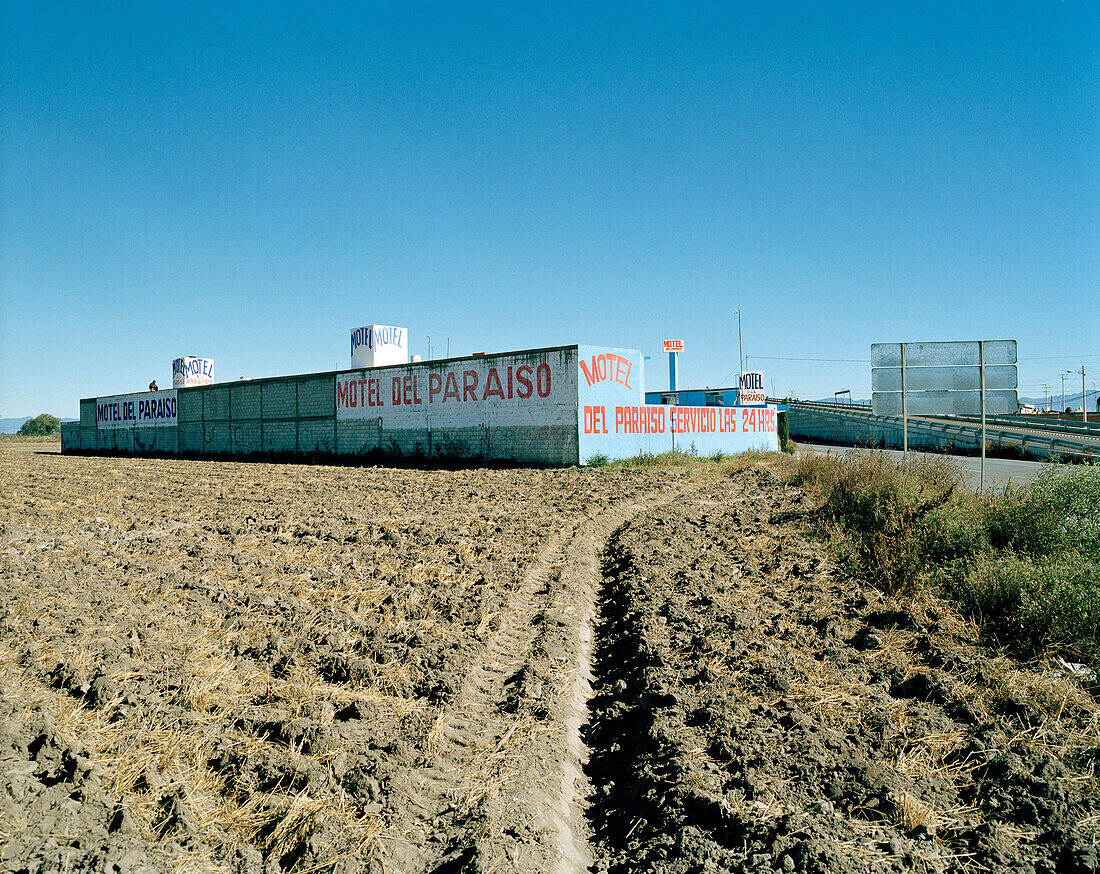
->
<box><xmin>871</xmin><ymin>339</ymin><xmax>1018</xmax><ymax>418</ymax></box>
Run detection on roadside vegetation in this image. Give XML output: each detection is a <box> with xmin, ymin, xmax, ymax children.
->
<box><xmin>587</xmin><ymin>446</ymin><xmax>799</xmax><ymax>479</ymax></box>
<box><xmin>793</xmin><ymin>450</ymin><xmax>1100</xmax><ymax>661</ymax></box>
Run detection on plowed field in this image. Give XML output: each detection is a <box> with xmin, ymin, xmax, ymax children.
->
<box><xmin>1</xmin><ymin>443</ymin><xmax>1097</xmax><ymax>874</ymax></box>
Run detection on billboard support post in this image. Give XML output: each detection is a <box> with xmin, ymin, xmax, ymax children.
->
<box><xmin>980</xmin><ymin>340</ymin><xmax>986</xmax><ymax>492</ymax></box>
<box><xmin>901</xmin><ymin>342</ymin><xmax>908</xmax><ymax>456</ymax></box>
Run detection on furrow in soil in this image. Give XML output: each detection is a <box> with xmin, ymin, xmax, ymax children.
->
<box><xmin>584</xmin><ymin>468</ymin><xmax>1099</xmax><ymax>874</ymax></box>
<box><xmin>387</xmin><ymin>484</ymin><xmax>690</xmax><ymax>874</ymax></box>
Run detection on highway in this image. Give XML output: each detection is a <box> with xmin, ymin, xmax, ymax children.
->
<box><xmin>787</xmin><ymin>400</ymin><xmax>1100</xmax><ymax>462</ymax></box>
<box><xmin>796</xmin><ymin>441</ymin><xmax>1048</xmax><ymax>492</ymax></box>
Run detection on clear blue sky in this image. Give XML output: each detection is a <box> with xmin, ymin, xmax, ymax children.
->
<box><xmin>3</xmin><ymin>1</ymin><xmax>1097</xmax><ymax>417</ymax></box>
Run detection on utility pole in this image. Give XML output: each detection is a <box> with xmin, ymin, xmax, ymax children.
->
<box><xmin>733</xmin><ymin>310</ymin><xmax>743</xmax><ymax>400</ymax></box>
<box><xmin>426</xmin><ymin>335</ymin><xmax>432</xmax><ymax>360</ymax></box>
<box><xmin>1041</xmin><ymin>383</ymin><xmax>1050</xmax><ymax>412</ymax></box>
<box><xmin>446</xmin><ymin>337</ymin><xmax>450</xmax><ymax>358</ymax></box>
<box><xmin>1062</xmin><ymin>373</ymin><xmax>1068</xmax><ymax>415</ymax></box>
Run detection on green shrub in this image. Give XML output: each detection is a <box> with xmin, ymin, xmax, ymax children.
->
<box><xmin>1021</xmin><ymin>463</ymin><xmax>1100</xmax><ymax>551</ymax></box>
<box><xmin>953</xmin><ymin>552</ymin><xmax>1100</xmax><ymax>656</ymax></box>
<box><xmin>985</xmin><ymin>464</ymin><xmax>1100</xmax><ymax>558</ymax></box>
<box><xmin>917</xmin><ymin>495</ymin><xmax>991</xmax><ymax>566</ymax></box>
<box><xmin>792</xmin><ymin>453</ymin><xmax>1100</xmax><ymax>658</ymax></box>
<box><xmin>984</xmin><ymin>488</ymin><xmax>1063</xmax><ymax>557</ymax></box>
<box><xmin>811</xmin><ymin>451</ymin><xmax>961</xmax><ymax>591</ymax></box>
<box><xmin>585</xmin><ymin>453</ymin><xmax>610</xmax><ymax>467</ymax></box>
<box><xmin>777</xmin><ymin>410</ymin><xmax>791</xmax><ymax>453</ymax></box>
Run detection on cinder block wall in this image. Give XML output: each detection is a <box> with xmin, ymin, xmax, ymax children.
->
<box><xmin>62</xmin><ymin>347</ymin><xmax>582</xmax><ymax>465</ymax></box>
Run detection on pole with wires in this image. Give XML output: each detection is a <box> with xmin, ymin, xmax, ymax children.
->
<box><xmin>734</xmin><ymin>309</ymin><xmax>743</xmax><ymax>401</ymax></box>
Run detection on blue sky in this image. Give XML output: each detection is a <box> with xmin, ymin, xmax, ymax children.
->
<box><xmin>3</xmin><ymin>1</ymin><xmax>1097</xmax><ymax>416</ymax></box>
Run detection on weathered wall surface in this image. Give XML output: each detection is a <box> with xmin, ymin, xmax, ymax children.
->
<box><xmin>60</xmin><ymin>344</ymin><xmax>780</xmax><ymax>465</ymax></box>
<box><xmin>336</xmin><ymin>347</ymin><xmax>579</xmax><ymax>464</ymax></box>
<box><xmin>63</xmin><ymin>347</ymin><xmax>581</xmax><ymax>465</ymax></box>
<box><xmin>65</xmin><ymin>373</ymin><xmax>341</xmax><ymax>458</ymax></box>
<box><xmin>576</xmin><ymin>345</ymin><xmax>779</xmax><ymax>461</ymax></box>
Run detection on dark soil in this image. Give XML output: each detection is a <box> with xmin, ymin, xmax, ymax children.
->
<box><xmin>585</xmin><ymin>468</ymin><xmax>1099</xmax><ymax>874</ymax></box>
<box><xmin>0</xmin><ymin>444</ymin><xmax>674</xmax><ymax>873</ymax></box>
<box><xmin>2</xmin><ymin>445</ymin><xmax>1096</xmax><ymax>873</ymax></box>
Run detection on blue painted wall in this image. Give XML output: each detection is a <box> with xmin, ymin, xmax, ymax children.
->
<box><xmin>579</xmin><ymin>348</ymin><xmax>778</xmax><ymax>462</ymax></box>
<box><xmin>645</xmin><ymin>388</ymin><xmax>741</xmax><ymax>406</ymax></box>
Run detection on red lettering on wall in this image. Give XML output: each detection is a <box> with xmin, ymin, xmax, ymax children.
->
<box><xmin>584</xmin><ymin>405</ymin><xmax>609</xmax><ymax>434</ymax></box>
<box><xmin>483</xmin><ymin>368</ymin><xmax>505</xmax><ymax>400</ymax></box>
<box><xmin>443</xmin><ymin>372</ymin><xmax>461</xmax><ymax>401</ymax></box>
<box><xmin>429</xmin><ymin>373</ymin><xmax>442</xmax><ymax>401</ymax></box>
<box><xmin>579</xmin><ymin>353</ymin><xmax>634</xmax><ymax>390</ymax></box>
<box><xmin>536</xmin><ymin>363</ymin><xmax>551</xmax><ymax>397</ymax></box>
<box><xmin>515</xmin><ymin>365</ymin><xmax>533</xmax><ymax>398</ymax></box>
<box><xmin>463</xmin><ymin>370</ymin><xmax>479</xmax><ymax>401</ymax></box>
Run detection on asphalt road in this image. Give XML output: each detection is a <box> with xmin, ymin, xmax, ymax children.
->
<box><xmin>796</xmin><ymin>441</ymin><xmax>1048</xmax><ymax>492</ymax></box>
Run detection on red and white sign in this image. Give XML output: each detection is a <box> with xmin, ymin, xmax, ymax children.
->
<box><xmin>663</xmin><ymin>339</ymin><xmax>684</xmax><ymax>353</ymax></box>
<box><xmin>739</xmin><ymin>371</ymin><xmax>766</xmax><ymax>405</ymax></box>
<box><xmin>336</xmin><ymin>350</ymin><xmax>575</xmax><ymax>428</ymax></box>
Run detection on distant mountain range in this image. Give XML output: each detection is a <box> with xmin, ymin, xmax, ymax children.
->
<box><xmin>0</xmin><ymin>417</ymin><xmax>78</xmax><ymax>434</ymax></box>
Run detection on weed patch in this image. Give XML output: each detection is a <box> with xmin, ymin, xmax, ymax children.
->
<box><xmin>793</xmin><ymin>451</ymin><xmax>1100</xmax><ymax>659</ymax></box>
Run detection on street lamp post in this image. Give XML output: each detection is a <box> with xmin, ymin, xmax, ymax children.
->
<box><xmin>1075</xmin><ymin>367</ymin><xmax>1088</xmax><ymax>423</ymax></box>
<box><xmin>1062</xmin><ymin>373</ymin><xmax>1068</xmax><ymax>415</ymax></box>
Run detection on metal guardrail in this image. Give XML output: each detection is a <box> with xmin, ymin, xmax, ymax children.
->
<box><xmin>786</xmin><ymin>401</ymin><xmax>1096</xmax><ymax>462</ymax></box>
<box><xmin>770</xmin><ymin>398</ymin><xmax>871</xmax><ymax>413</ymax></box>
<box><xmin>949</xmin><ymin>414</ymin><xmax>1100</xmax><ymax>436</ymax></box>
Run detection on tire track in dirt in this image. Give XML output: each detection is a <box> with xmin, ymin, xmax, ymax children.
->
<box><xmin>385</xmin><ymin>483</ymin><xmax>693</xmax><ymax>874</ymax></box>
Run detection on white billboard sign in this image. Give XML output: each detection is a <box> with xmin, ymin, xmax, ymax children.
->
<box><xmin>351</xmin><ymin>325</ymin><xmax>408</xmax><ymax>368</ymax></box>
<box><xmin>663</xmin><ymin>339</ymin><xmax>684</xmax><ymax>353</ymax></box>
<box><xmin>871</xmin><ymin>390</ymin><xmax>1019</xmax><ymax>417</ymax></box>
<box><xmin>871</xmin><ymin>341</ymin><xmax>1018</xmax><ymax>418</ymax></box>
<box><xmin>97</xmin><ymin>390</ymin><xmax>178</xmax><ymax>429</ymax></box>
<box><xmin>870</xmin><ymin>339</ymin><xmax>1019</xmax><ymax>489</ymax></box>
<box><xmin>173</xmin><ymin>357</ymin><xmax>215</xmax><ymax>388</ymax></box>
<box><xmin>871</xmin><ymin>340</ymin><xmax>1017</xmax><ymax>368</ymax></box>
<box><xmin>872</xmin><ymin>365</ymin><xmax>1017</xmax><ymax>393</ymax></box>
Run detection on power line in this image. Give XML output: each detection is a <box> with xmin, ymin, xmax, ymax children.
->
<box><xmin>746</xmin><ymin>355</ymin><xmax>869</xmax><ymax>363</ymax></box>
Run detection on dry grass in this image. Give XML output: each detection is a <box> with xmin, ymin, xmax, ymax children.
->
<box><xmin>1</xmin><ymin>445</ymin><xmax>681</xmax><ymax>870</ymax></box>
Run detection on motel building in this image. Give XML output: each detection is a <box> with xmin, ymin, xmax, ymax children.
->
<box><xmin>62</xmin><ymin>336</ymin><xmax>784</xmax><ymax>465</ymax></box>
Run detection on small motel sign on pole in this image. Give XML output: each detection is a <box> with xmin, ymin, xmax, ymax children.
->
<box><xmin>663</xmin><ymin>340</ymin><xmax>683</xmax><ymax>392</ymax></box>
